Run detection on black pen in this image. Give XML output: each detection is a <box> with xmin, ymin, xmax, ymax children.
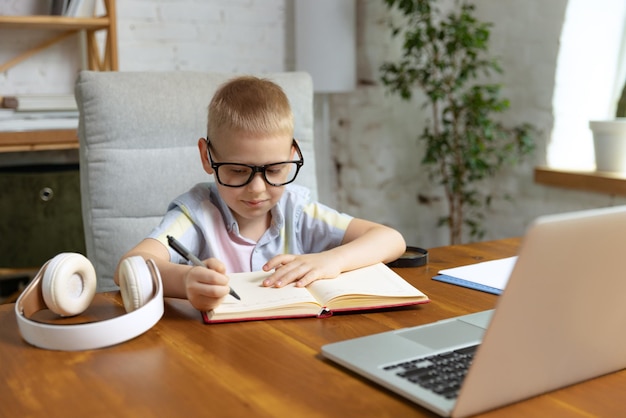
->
<box><xmin>166</xmin><ymin>235</ymin><xmax>241</xmax><ymax>300</ymax></box>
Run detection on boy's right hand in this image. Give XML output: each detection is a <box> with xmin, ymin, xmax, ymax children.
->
<box><xmin>184</xmin><ymin>258</ymin><xmax>231</xmax><ymax>311</ymax></box>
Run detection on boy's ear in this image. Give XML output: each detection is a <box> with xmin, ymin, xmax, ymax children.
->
<box><xmin>198</xmin><ymin>138</ymin><xmax>214</xmax><ymax>175</ymax></box>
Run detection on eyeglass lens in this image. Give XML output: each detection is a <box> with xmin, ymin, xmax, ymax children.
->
<box><xmin>216</xmin><ymin>162</ymin><xmax>299</xmax><ymax>187</ymax></box>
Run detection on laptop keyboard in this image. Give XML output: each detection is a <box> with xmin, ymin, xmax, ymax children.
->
<box><xmin>383</xmin><ymin>344</ymin><xmax>479</xmax><ymax>400</ymax></box>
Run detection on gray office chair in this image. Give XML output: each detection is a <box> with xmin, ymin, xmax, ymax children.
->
<box><xmin>75</xmin><ymin>71</ymin><xmax>316</xmax><ymax>292</ymax></box>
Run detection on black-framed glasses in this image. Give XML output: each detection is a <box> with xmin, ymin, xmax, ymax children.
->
<box><xmin>206</xmin><ymin>138</ymin><xmax>304</xmax><ymax>187</ymax></box>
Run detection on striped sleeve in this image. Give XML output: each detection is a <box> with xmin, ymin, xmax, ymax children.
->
<box><xmin>297</xmin><ymin>201</ymin><xmax>353</xmax><ymax>254</ymax></box>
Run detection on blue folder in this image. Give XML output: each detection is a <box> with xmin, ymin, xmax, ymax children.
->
<box><xmin>432</xmin><ymin>274</ymin><xmax>503</xmax><ymax>295</ymax></box>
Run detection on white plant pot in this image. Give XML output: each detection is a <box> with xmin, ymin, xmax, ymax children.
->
<box><xmin>589</xmin><ymin>119</ymin><xmax>626</xmax><ymax>173</ymax></box>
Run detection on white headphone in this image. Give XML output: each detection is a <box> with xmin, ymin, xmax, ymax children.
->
<box><xmin>15</xmin><ymin>253</ymin><xmax>164</xmax><ymax>351</ymax></box>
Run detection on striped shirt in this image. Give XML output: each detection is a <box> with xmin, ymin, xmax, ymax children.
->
<box><xmin>148</xmin><ymin>182</ymin><xmax>353</xmax><ymax>273</ymax></box>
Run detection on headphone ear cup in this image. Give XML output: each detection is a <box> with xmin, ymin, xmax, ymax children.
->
<box><xmin>41</xmin><ymin>253</ymin><xmax>97</xmax><ymax>317</ymax></box>
<box><xmin>118</xmin><ymin>256</ymin><xmax>155</xmax><ymax>312</ymax></box>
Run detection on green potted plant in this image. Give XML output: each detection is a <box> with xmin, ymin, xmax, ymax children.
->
<box><xmin>380</xmin><ymin>0</ymin><xmax>537</xmax><ymax>244</ymax></box>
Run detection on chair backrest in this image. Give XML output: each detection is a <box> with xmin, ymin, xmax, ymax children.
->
<box><xmin>75</xmin><ymin>71</ymin><xmax>316</xmax><ymax>291</ymax></box>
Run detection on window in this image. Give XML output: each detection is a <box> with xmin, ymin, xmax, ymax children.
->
<box><xmin>549</xmin><ymin>0</ymin><xmax>626</xmax><ymax>170</ymax></box>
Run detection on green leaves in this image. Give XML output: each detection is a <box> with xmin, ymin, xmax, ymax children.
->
<box><xmin>380</xmin><ymin>0</ymin><xmax>537</xmax><ymax>243</ymax></box>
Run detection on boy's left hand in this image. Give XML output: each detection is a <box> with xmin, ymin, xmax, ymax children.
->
<box><xmin>262</xmin><ymin>253</ymin><xmax>340</xmax><ymax>288</ymax></box>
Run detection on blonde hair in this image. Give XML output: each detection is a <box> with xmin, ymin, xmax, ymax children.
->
<box><xmin>207</xmin><ymin>76</ymin><xmax>294</xmax><ymax>141</ymax></box>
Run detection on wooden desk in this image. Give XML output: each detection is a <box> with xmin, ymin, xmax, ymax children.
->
<box><xmin>1</xmin><ymin>238</ymin><xmax>624</xmax><ymax>417</ymax></box>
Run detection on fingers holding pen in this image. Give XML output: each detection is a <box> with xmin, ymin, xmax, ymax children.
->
<box><xmin>166</xmin><ymin>236</ymin><xmax>240</xmax><ymax>302</ymax></box>
<box><xmin>184</xmin><ymin>263</ymin><xmax>230</xmax><ymax>311</ymax></box>
<box><xmin>204</xmin><ymin>257</ymin><xmax>226</xmax><ymax>274</ymax></box>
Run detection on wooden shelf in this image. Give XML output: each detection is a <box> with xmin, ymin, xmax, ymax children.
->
<box><xmin>0</xmin><ymin>129</ymin><xmax>78</xmax><ymax>153</ymax></box>
<box><xmin>0</xmin><ymin>0</ymin><xmax>116</xmax><ymax>152</ymax></box>
<box><xmin>534</xmin><ymin>166</ymin><xmax>626</xmax><ymax>196</ymax></box>
<box><xmin>0</xmin><ymin>0</ymin><xmax>118</xmax><ymax>72</ymax></box>
<box><xmin>0</xmin><ymin>15</ymin><xmax>110</xmax><ymax>30</ymax></box>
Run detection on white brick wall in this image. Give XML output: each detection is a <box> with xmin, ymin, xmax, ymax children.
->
<box><xmin>333</xmin><ymin>0</ymin><xmax>626</xmax><ymax>247</ymax></box>
<box><xmin>0</xmin><ymin>0</ymin><xmax>286</xmax><ymax>91</ymax></box>
<box><xmin>2</xmin><ymin>0</ymin><xmax>625</xmax><ymax>247</ymax></box>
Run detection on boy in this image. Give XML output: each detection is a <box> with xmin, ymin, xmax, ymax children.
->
<box><xmin>115</xmin><ymin>76</ymin><xmax>406</xmax><ymax>312</ymax></box>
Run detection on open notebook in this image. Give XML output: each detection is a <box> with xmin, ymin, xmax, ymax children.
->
<box><xmin>322</xmin><ymin>205</ymin><xmax>626</xmax><ymax>417</ymax></box>
<box><xmin>202</xmin><ymin>263</ymin><xmax>429</xmax><ymax>323</ymax></box>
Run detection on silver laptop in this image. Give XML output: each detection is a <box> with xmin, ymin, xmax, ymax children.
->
<box><xmin>322</xmin><ymin>205</ymin><xmax>626</xmax><ymax>417</ymax></box>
